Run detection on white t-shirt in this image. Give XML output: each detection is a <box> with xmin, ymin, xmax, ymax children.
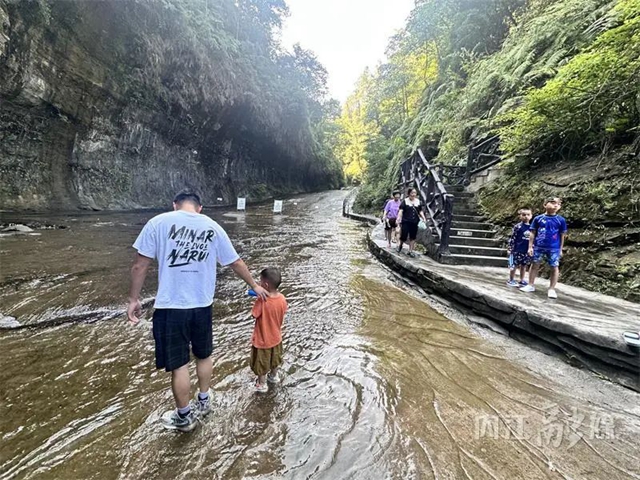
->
<box><xmin>133</xmin><ymin>210</ymin><xmax>240</xmax><ymax>309</ymax></box>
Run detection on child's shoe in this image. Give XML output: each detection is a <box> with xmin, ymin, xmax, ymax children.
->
<box><xmin>519</xmin><ymin>280</ymin><xmax>528</xmax><ymax>287</ymax></box>
<box><xmin>519</xmin><ymin>285</ymin><xmax>535</xmax><ymax>293</ymax></box>
<box><xmin>547</xmin><ymin>288</ymin><xmax>557</xmax><ymax>299</ymax></box>
<box><xmin>255</xmin><ymin>379</ymin><xmax>269</xmax><ymax>393</ymax></box>
<box><xmin>506</xmin><ymin>280</ymin><xmax>519</xmax><ymax>287</ymax></box>
<box><xmin>267</xmin><ymin>372</ymin><xmax>280</xmax><ymax>384</ymax></box>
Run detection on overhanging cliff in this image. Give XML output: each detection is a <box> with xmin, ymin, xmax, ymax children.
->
<box><xmin>0</xmin><ymin>0</ymin><xmax>341</xmax><ymax>210</ymax></box>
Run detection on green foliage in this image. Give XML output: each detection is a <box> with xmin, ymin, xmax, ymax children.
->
<box><xmin>499</xmin><ymin>0</ymin><xmax>640</xmax><ymax>162</ymax></box>
<box><xmin>342</xmin><ymin>0</ymin><xmax>639</xmax><ymax>212</ymax></box>
<box><xmin>76</xmin><ymin>0</ymin><xmax>344</xmax><ymax>190</ymax></box>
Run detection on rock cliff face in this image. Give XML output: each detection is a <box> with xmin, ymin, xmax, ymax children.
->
<box><xmin>0</xmin><ymin>1</ymin><xmax>335</xmax><ymax>210</ymax></box>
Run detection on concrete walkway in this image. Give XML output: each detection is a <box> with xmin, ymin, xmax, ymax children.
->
<box><xmin>345</xmin><ymin>211</ymin><xmax>640</xmax><ymax>391</ymax></box>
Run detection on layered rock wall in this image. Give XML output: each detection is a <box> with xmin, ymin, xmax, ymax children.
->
<box><xmin>0</xmin><ymin>1</ymin><xmax>328</xmax><ymax>210</ymax></box>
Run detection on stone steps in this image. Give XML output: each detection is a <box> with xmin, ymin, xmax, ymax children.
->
<box><xmin>452</xmin><ymin>220</ymin><xmax>494</xmax><ymax>231</ymax></box>
<box><xmin>449</xmin><ymin>227</ymin><xmax>496</xmax><ymax>239</ymax></box>
<box><xmin>425</xmin><ymin>185</ymin><xmax>507</xmax><ymax>267</ymax></box>
<box><xmin>452</xmin><ymin>192</ymin><xmax>475</xmax><ymax>199</ymax></box>
<box><xmin>449</xmin><ymin>235</ymin><xmax>503</xmax><ymax>247</ymax></box>
<box><xmin>441</xmin><ymin>253</ymin><xmax>508</xmax><ymax>268</ymax></box>
<box><xmin>442</xmin><ymin>244</ymin><xmax>507</xmax><ymax>257</ymax></box>
<box><xmin>454</xmin><ymin>214</ymin><xmax>486</xmax><ymax>222</ymax></box>
<box><xmin>454</xmin><ymin>208</ymin><xmax>481</xmax><ymax>217</ymax></box>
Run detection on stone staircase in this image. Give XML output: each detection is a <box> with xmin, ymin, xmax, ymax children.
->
<box><xmin>434</xmin><ymin>185</ymin><xmax>507</xmax><ymax>268</ymax></box>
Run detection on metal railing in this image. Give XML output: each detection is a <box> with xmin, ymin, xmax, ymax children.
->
<box><xmin>398</xmin><ymin>148</ymin><xmax>454</xmax><ymax>257</ymax></box>
<box><xmin>464</xmin><ymin>135</ymin><xmax>501</xmax><ymax>184</ymax></box>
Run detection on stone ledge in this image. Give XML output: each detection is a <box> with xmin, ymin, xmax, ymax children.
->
<box><xmin>346</xmin><ymin>211</ymin><xmax>640</xmax><ymax>392</ymax></box>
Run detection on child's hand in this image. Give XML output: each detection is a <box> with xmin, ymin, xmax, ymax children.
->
<box><xmin>507</xmin><ymin>249</ymin><xmax>511</xmax><ymax>255</ymax></box>
<box><xmin>528</xmin><ymin>247</ymin><xmax>534</xmax><ymax>256</ymax></box>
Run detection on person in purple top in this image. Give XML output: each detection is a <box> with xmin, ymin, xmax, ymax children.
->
<box><xmin>382</xmin><ymin>191</ymin><xmax>401</xmax><ymax>248</ymax></box>
<box><xmin>520</xmin><ymin>197</ymin><xmax>568</xmax><ymax>298</ymax></box>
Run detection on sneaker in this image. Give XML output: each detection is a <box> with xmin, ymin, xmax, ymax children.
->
<box><xmin>519</xmin><ymin>281</ymin><xmax>528</xmax><ymax>287</ymax></box>
<box><xmin>519</xmin><ymin>285</ymin><xmax>536</xmax><ymax>293</ymax></box>
<box><xmin>547</xmin><ymin>288</ymin><xmax>557</xmax><ymax>299</ymax></box>
<box><xmin>506</xmin><ymin>280</ymin><xmax>519</xmax><ymax>287</ymax></box>
<box><xmin>194</xmin><ymin>389</ymin><xmax>212</xmax><ymax>417</ymax></box>
<box><xmin>407</xmin><ymin>251</ymin><xmax>417</xmax><ymax>258</ymax></box>
<box><xmin>160</xmin><ymin>408</ymin><xmax>198</xmax><ymax>432</ymax></box>
<box><xmin>267</xmin><ymin>372</ymin><xmax>280</xmax><ymax>384</ymax></box>
<box><xmin>396</xmin><ymin>245</ymin><xmax>402</xmax><ymax>253</ymax></box>
<box><xmin>255</xmin><ymin>380</ymin><xmax>269</xmax><ymax>393</ymax></box>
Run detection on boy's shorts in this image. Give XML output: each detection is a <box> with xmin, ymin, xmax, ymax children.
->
<box><xmin>250</xmin><ymin>342</ymin><xmax>283</xmax><ymax>376</ymax></box>
<box><xmin>509</xmin><ymin>252</ymin><xmax>532</xmax><ymax>268</ymax></box>
<box><xmin>384</xmin><ymin>218</ymin><xmax>397</xmax><ymax>231</ymax></box>
<box><xmin>152</xmin><ymin>305</ymin><xmax>213</xmax><ymax>372</ymax></box>
<box><xmin>533</xmin><ymin>249</ymin><xmax>561</xmax><ymax>268</ymax></box>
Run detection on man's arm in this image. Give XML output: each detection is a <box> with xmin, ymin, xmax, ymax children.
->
<box><xmin>229</xmin><ymin>259</ymin><xmax>268</xmax><ymax>298</ymax></box>
<box><xmin>127</xmin><ymin>253</ymin><xmax>153</xmax><ymax>325</ymax></box>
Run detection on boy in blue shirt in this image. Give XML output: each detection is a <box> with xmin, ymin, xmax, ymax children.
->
<box><xmin>506</xmin><ymin>208</ymin><xmax>532</xmax><ymax>287</ymax></box>
<box><xmin>520</xmin><ymin>197</ymin><xmax>568</xmax><ymax>298</ymax></box>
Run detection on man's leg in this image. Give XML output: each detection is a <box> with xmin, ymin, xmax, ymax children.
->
<box><xmin>171</xmin><ymin>365</ymin><xmax>191</xmax><ymax>409</ymax></box>
<box><xmin>196</xmin><ymin>356</ymin><xmax>212</xmax><ymax>394</ymax></box>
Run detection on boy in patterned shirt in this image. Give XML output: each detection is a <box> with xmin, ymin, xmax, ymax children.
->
<box><xmin>506</xmin><ymin>208</ymin><xmax>533</xmax><ymax>287</ymax></box>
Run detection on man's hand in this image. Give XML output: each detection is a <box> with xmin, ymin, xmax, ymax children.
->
<box><xmin>127</xmin><ymin>299</ymin><xmax>142</xmax><ymax>325</ymax></box>
<box><xmin>128</xmin><ymin>253</ymin><xmax>152</xmax><ymax>326</ymax></box>
<box><xmin>252</xmin><ymin>285</ymin><xmax>269</xmax><ymax>299</ymax></box>
<box><xmin>229</xmin><ymin>259</ymin><xmax>268</xmax><ymax>299</ymax></box>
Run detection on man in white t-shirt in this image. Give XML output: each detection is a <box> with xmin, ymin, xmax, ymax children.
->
<box><xmin>127</xmin><ymin>190</ymin><xmax>267</xmax><ymax>432</ymax></box>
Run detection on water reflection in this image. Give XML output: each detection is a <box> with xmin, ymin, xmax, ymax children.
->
<box><xmin>0</xmin><ymin>191</ymin><xmax>638</xmax><ymax>479</ymax></box>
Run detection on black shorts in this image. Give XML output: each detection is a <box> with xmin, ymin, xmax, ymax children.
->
<box><xmin>384</xmin><ymin>218</ymin><xmax>397</xmax><ymax>231</ymax></box>
<box><xmin>400</xmin><ymin>222</ymin><xmax>419</xmax><ymax>241</ymax></box>
<box><xmin>152</xmin><ymin>305</ymin><xmax>213</xmax><ymax>372</ymax></box>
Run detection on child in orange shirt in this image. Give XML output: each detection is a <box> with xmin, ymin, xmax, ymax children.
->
<box><xmin>251</xmin><ymin>267</ymin><xmax>288</xmax><ymax>393</ymax></box>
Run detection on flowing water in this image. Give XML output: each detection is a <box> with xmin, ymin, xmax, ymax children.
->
<box><xmin>1</xmin><ymin>190</ymin><xmax>639</xmax><ymax>480</ymax></box>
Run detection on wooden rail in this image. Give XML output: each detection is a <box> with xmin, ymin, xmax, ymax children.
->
<box><xmin>398</xmin><ymin>148</ymin><xmax>454</xmax><ymax>257</ymax></box>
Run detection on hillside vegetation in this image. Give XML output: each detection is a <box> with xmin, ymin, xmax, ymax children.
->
<box><xmin>339</xmin><ymin>0</ymin><xmax>639</xmax><ymax>300</ymax></box>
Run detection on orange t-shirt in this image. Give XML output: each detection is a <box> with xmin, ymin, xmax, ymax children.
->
<box><xmin>251</xmin><ymin>293</ymin><xmax>288</xmax><ymax>349</ymax></box>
